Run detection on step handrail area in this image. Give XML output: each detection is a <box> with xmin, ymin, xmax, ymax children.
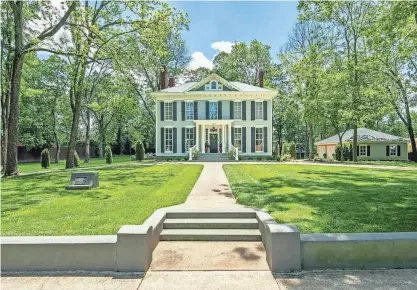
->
<box><xmin>229</xmin><ymin>144</ymin><xmax>239</xmax><ymax>161</ymax></box>
<box><xmin>188</xmin><ymin>144</ymin><xmax>198</xmax><ymax>161</ymax></box>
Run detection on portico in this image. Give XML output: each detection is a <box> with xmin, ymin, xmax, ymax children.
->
<box><xmin>194</xmin><ymin>120</ymin><xmax>234</xmax><ymax>153</ymax></box>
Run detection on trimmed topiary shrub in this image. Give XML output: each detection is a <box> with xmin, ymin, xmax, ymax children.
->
<box><xmin>280</xmin><ymin>154</ymin><xmax>292</xmax><ymax>162</ymax></box>
<box><xmin>135</xmin><ymin>141</ymin><xmax>145</xmax><ymax>161</ymax></box>
<box><xmin>74</xmin><ymin>151</ymin><xmax>81</xmax><ymax>167</ymax></box>
<box><xmin>105</xmin><ymin>145</ymin><xmax>113</xmax><ymax>164</ymax></box>
<box><xmin>335</xmin><ymin>142</ymin><xmax>351</xmax><ymax>161</ymax></box>
<box><xmin>41</xmin><ymin>148</ymin><xmax>50</xmax><ymax>169</ymax></box>
<box><xmin>289</xmin><ymin>142</ymin><xmax>296</xmax><ymax>159</ymax></box>
<box><xmin>281</xmin><ymin>141</ymin><xmax>290</xmax><ymax>155</ymax></box>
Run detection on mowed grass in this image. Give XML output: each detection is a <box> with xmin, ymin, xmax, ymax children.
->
<box><xmin>17</xmin><ymin>155</ymin><xmax>146</xmax><ymax>174</ymax></box>
<box><xmin>2</xmin><ymin>164</ymin><xmax>202</xmax><ymax>236</ymax></box>
<box><xmin>345</xmin><ymin>160</ymin><xmax>417</xmax><ymax>168</ymax></box>
<box><xmin>224</xmin><ymin>164</ymin><xmax>417</xmax><ymax>233</ymax></box>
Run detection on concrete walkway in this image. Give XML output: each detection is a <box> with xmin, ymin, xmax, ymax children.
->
<box><xmin>168</xmin><ymin>162</ymin><xmax>244</xmax><ymax>210</ymax></box>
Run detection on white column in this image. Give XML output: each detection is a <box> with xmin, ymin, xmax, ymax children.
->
<box><xmin>222</xmin><ymin>125</ymin><xmax>225</xmax><ymax>153</ymax></box>
<box><xmin>228</xmin><ymin>124</ymin><xmax>232</xmax><ymax>149</ymax></box>
<box><xmin>201</xmin><ymin>125</ymin><xmax>206</xmax><ymax>153</ymax></box>
<box><xmin>196</xmin><ymin>124</ymin><xmax>199</xmax><ymax>151</ymax></box>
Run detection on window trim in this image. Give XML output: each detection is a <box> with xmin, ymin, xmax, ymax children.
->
<box><xmin>359</xmin><ymin>144</ymin><xmax>367</xmax><ymax>156</ymax></box>
<box><xmin>234</xmin><ymin>101</ymin><xmax>242</xmax><ymax>120</ymax></box>
<box><xmin>164</xmin><ymin>101</ymin><xmax>173</xmax><ymax>121</ymax></box>
<box><xmin>185</xmin><ymin>101</ymin><xmax>194</xmax><ymax>121</ymax></box>
<box><xmin>209</xmin><ymin>101</ymin><xmax>218</xmax><ymax>120</ymax></box>
<box><xmin>165</xmin><ymin>127</ymin><xmax>173</xmax><ymax>153</ymax></box>
<box><xmin>234</xmin><ymin>127</ymin><xmax>242</xmax><ymax>151</ymax></box>
<box><xmin>255</xmin><ymin>101</ymin><xmax>263</xmax><ymax>120</ymax></box>
<box><xmin>255</xmin><ymin>127</ymin><xmax>263</xmax><ymax>153</ymax></box>
<box><xmin>185</xmin><ymin>127</ymin><xmax>194</xmax><ymax>152</ymax></box>
<box><xmin>389</xmin><ymin>144</ymin><xmax>398</xmax><ymax>156</ymax></box>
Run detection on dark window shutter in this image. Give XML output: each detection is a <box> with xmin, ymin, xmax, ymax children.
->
<box><xmin>182</xmin><ymin>127</ymin><xmax>186</xmax><ymax>153</ymax></box>
<box><xmin>173</xmin><ymin>101</ymin><xmax>177</xmax><ymax>121</ymax></box>
<box><xmin>242</xmin><ymin>127</ymin><xmax>246</xmax><ymax>152</ymax></box>
<box><xmin>367</xmin><ymin>145</ymin><xmax>370</xmax><ymax>156</ymax></box>
<box><xmin>386</xmin><ymin>145</ymin><xmax>390</xmax><ymax>156</ymax></box>
<box><xmin>357</xmin><ymin>146</ymin><xmax>359</xmax><ymax>156</ymax></box>
<box><xmin>251</xmin><ymin>101</ymin><xmax>255</xmax><ymax>120</ymax></box>
<box><xmin>230</xmin><ymin>101</ymin><xmax>234</xmax><ymax>119</ymax></box>
<box><xmin>160</xmin><ymin>127</ymin><xmax>164</xmax><ymax>153</ymax></box>
<box><xmin>194</xmin><ymin>101</ymin><xmax>198</xmax><ymax>120</ymax></box>
<box><xmin>160</xmin><ymin>102</ymin><xmax>164</xmax><ymax>121</ymax></box>
<box><xmin>181</xmin><ymin>102</ymin><xmax>185</xmax><ymax>121</ymax></box>
<box><xmin>251</xmin><ymin>127</ymin><xmax>255</xmax><ymax>152</ymax></box>
<box><xmin>193</xmin><ymin>127</ymin><xmax>196</xmax><ymax>146</ymax></box>
<box><xmin>263</xmin><ymin>101</ymin><xmax>267</xmax><ymax>120</ymax></box>
<box><xmin>173</xmin><ymin>128</ymin><xmax>177</xmax><ymax>153</ymax></box>
<box><xmin>206</xmin><ymin>101</ymin><xmax>209</xmax><ymax>120</ymax></box>
<box><xmin>242</xmin><ymin>101</ymin><xmax>246</xmax><ymax>120</ymax></box>
<box><xmin>231</xmin><ymin>127</ymin><xmax>234</xmax><ymax>145</ymax></box>
<box><xmin>218</xmin><ymin>101</ymin><xmax>222</xmax><ymax>120</ymax></box>
<box><xmin>263</xmin><ymin>127</ymin><xmax>268</xmax><ymax>152</ymax></box>
<box><xmin>397</xmin><ymin>145</ymin><xmax>401</xmax><ymax>156</ymax></box>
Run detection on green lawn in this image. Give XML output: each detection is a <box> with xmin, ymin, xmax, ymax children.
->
<box><xmin>2</xmin><ymin>164</ymin><xmax>202</xmax><ymax>236</ymax></box>
<box><xmin>345</xmin><ymin>160</ymin><xmax>417</xmax><ymax>168</ymax></box>
<box><xmin>17</xmin><ymin>155</ymin><xmax>146</xmax><ymax>174</ymax></box>
<box><xmin>224</xmin><ymin>164</ymin><xmax>417</xmax><ymax>233</ymax></box>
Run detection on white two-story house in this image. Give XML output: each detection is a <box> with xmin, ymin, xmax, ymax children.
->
<box><xmin>151</xmin><ymin>68</ymin><xmax>276</xmax><ymax>160</ymax></box>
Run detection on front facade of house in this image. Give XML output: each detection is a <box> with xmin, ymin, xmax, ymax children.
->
<box><xmin>316</xmin><ymin>128</ymin><xmax>408</xmax><ymax>161</ymax></box>
<box><xmin>151</xmin><ymin>71</ymin><xmax>276</xmax><ymax>159</ymax></box>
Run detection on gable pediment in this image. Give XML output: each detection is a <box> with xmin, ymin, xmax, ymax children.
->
<box><xmin>187</xmin><ymin>73</ymin><xmax>239</xmax><ymax>92</ymax></box>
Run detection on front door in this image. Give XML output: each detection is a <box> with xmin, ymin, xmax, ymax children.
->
<box><xmin>210</xmin><ymin>134</ymin><xmax>218</xmax><ymax>153</ymax></box>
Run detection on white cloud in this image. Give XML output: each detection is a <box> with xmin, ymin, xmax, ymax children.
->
<box><xmin>188</xmin><ymin>51</ymin><xmax>213</xmax><ymax>70</ymax></box>
<box><xmin>211</xmin><ymin>41</ymin><xmax>235</xmax><ymax>53</ymax></box>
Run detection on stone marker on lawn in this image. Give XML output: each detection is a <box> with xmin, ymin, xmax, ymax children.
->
<box><xmin>66</xmin><ymin>172</ymin><xmax>99</xmax><ymax>190</ymax></box>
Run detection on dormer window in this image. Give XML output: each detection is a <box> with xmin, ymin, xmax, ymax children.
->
<box><xmin>205</xmin><ymin>80</ymin><xmax>223</xmax><ymax>91</ymax></box>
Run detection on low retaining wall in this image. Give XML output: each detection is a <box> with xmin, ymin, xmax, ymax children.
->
<box><xmin>301</xmin><ymin>232</ymin><xmax>417</xmax><ymax>270</ymax></box>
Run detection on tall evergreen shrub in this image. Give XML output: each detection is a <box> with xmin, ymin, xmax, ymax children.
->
<box><xmin>41</xmin><ymin>148</ymin><xmax>50</xmax><ymax>169</ymax></box>
<box><xmin>105</xmin><ymin>145</ymin><xmax>113</xmax><ymax>164</ymax></box>
<box><xmin>136</xmin><ymin>141</ymin><xmax>144</xmax><ymax>161</ymax></box>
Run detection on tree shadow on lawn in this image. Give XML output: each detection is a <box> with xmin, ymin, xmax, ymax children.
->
<box><xmin>232</xmin><ymin>169</ymin><xmax>417</xmax><ymax>233</ymax></box>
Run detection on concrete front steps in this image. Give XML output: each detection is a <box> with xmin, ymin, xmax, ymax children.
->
<box><xmin>160</xmin><ymin>211</ymin><xmax>261</xmax><ymax>241</ymax></box>
<box><xmin>195</xmin><ymin>153</ymin><xmax>232</xmax><ymax>162</ymax></box>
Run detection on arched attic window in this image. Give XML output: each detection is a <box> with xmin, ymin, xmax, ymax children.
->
<box><xmin>210</xmin><ymin>80</ymin><xmax>217</xmax><ymax>90</ymax></box>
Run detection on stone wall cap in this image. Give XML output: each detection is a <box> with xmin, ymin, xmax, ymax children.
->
<box><xmin>301</xmin><ymin>232</ymin><xmax>417</xmax><ymax>242</ymax></box>
<box><xmin>117</xmin><ymin>225</ymin><xmax>152</xmax><ymax>235</ymax></box>
<box><xmin>1</xmin><ymin>235</ymin><xmax>116</xmax><ymax>245</ymax></box>
<box><xmin>267</xmin><ymin>223</ymin><xmax>300</xmax><ymax>233</ymax></box>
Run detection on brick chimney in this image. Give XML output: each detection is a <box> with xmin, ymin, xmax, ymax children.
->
<box><xmin>168</xmin><ymin>76</ymin><xmax>175</xmax><ymax>88</ymax></box>
<box><xmin>258</xmin><ymin>69</ymin><xmax>264</xmax><ymax>88</ymax></box>
<box><xmin>160</xmin><ymin>65</ymin><xmax>168</xmax><ymax>90</ymax></box>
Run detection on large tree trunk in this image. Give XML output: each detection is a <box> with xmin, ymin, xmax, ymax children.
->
<box><xmin>404</xmin><ymin>101</ymin><xmax>417</xmax><ymax>161</ymax></box>
<box><xmin>84</xmin><ymin>109</ymin><xmax>90</xmax><ymax>162</ymax></box>
<box><xmin>4</xmin><ymin>55</ymin><xmax>24</xmax><ymax>176</ymax></box>
<box><xmin>66</xmin><ymin>98</ymin><xmax>82</xmax><ymax>168</ymax></box>
<box><xmin>308</xmin><ymin>123</ymin><xmax>314</xmax><ymax>159</ymax></box>
<box><xmin>352</xmin><ymin>124</ymin><xmax>358</xmax><ymax>162</ymax></box>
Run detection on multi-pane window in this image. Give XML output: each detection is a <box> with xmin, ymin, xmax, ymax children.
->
<box><xmin>359</xmin><ymin>145</ymin><xmax>367</xmax><ymax>156</ymax></box>
<box><xmin>234</xmin><ymin>128</ymin><xmax>242</xmax><ymax>150</ymax></box>
<box><xmin>185</xmin><ymin>128</ymin><xmax>194</xmax><ymax>150</ymax></box>
<box><xmin>390</xmin><ymin>145</ymin><xmax>397</xmax><ymax>156</ymax></box>
<box><xmin>185</xmin><ymin>102</ymin><xmax>194</xmax><ymax>120</ymax></box>
<box><xmin>165</xmin><ymin>128</ymin><xmax>173</xmax><ymax>152</ymax></box>
<box><xmin>211</xmin><ymin>81</ymin><xmax>217</xmax><ymax>90</ymax></box>
<box><xmin>209</xmin><ymin>102</ymin><xmax>218</xmax><ymax>120</ymax></box>
<box><xmin>165</xmin><ymin>102</ymin><xmax>173</xmax><ymax>121</ymax></box>
<box><xmin>255</xmin><ymin>101</ymin><xmax>263</xmax><ymax>120</ymax></box>
<box><xmin>255</xmin><ymin>128</ymin><xmax>263</xmax><ymax>152</ymax></box>
<box><xmin>234</xmin><ymin>101</ymin><xmax>242</xmax><ymax>120</ymax></box>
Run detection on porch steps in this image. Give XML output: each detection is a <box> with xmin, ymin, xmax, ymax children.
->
<box><xmin>195</xmin><ymin>153</ymin><xmax>231</xmax><ymax>162</ymax></box>
<box><xmin>160</xmin><ymin>211</ymin><xmax>261</xmax><ymax>241</ymax></box>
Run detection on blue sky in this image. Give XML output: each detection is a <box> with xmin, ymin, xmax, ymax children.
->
<box><xmin>171</xmin><ymin>1</ymin><xmax>299</xmax><ymax>69</ymax></box>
